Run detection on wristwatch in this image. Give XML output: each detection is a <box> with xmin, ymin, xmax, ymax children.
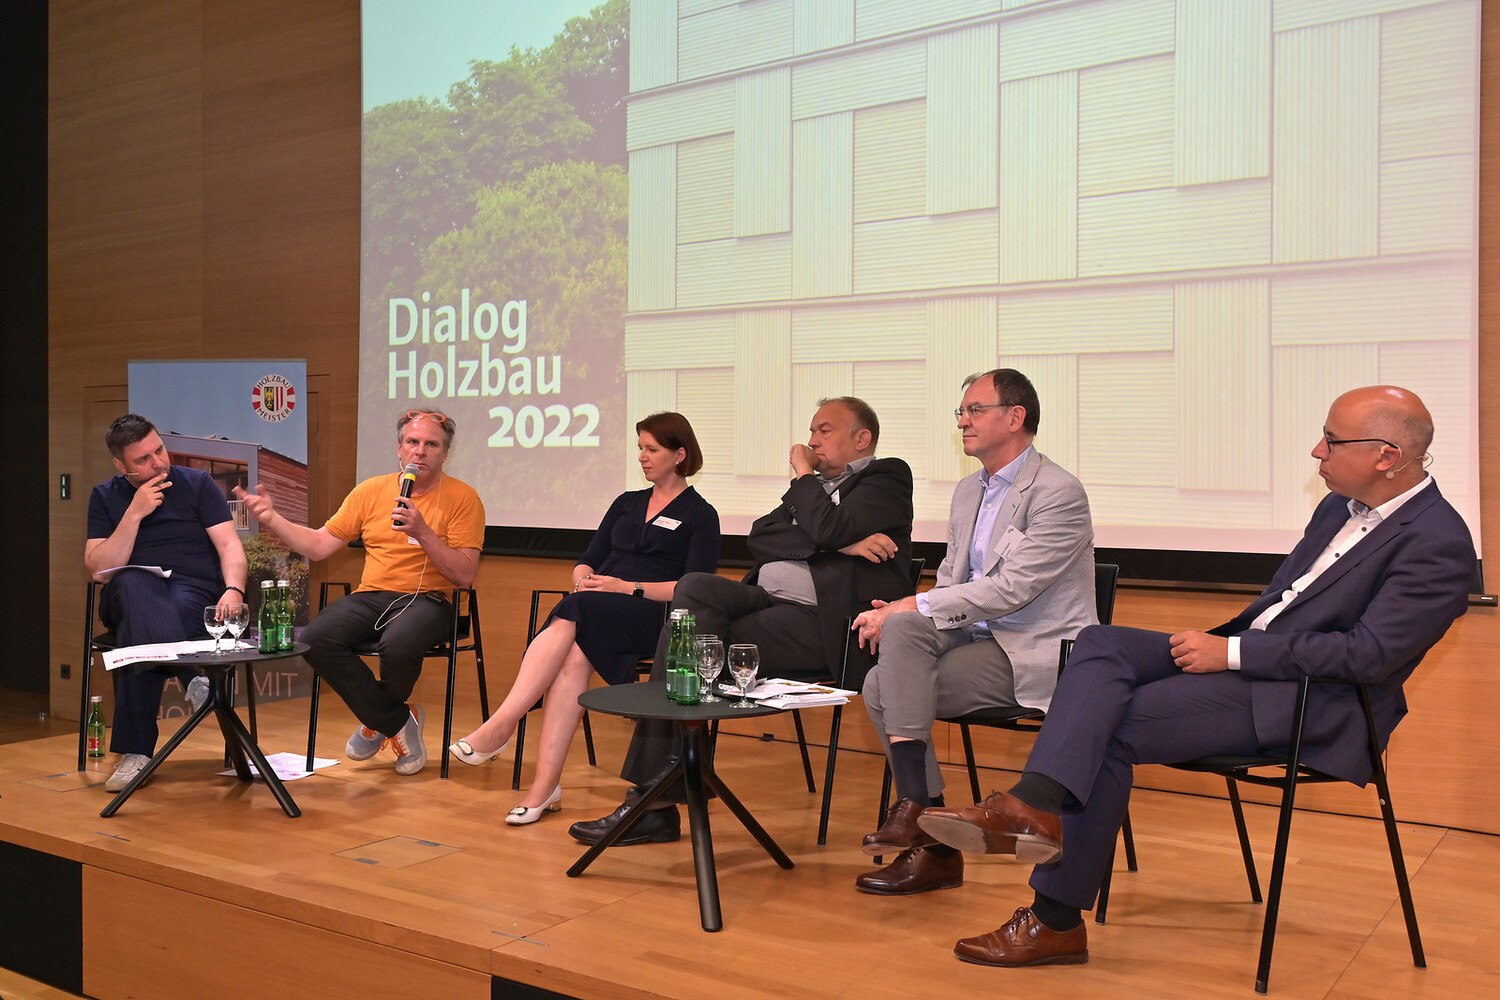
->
<box><xmin>631</xmin><ymin>584</ymin><xmax>645</xmax><ymax>598</ymax></box>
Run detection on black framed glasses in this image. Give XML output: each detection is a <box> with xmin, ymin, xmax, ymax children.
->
<box><xmin>954</xmin><ymin>402</ymin><xmax>1018</xmax><ymax>420</ymax></box>
<box><xmin>1323</xmin><ymin>435</ymin><xmax>1397</xmax><ymax>449</ymax></box>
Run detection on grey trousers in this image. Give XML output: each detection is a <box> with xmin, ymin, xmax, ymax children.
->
<box><xmin>861</xmin><ymin>609</ymin><xmax>1019</xmax><ymax>796</ymax></box>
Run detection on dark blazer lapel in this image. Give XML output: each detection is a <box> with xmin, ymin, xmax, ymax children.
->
<box><xmin>1287</xmin><ymin>483</ymin><xmax>1439</xmax><ymax>607</ymax></box>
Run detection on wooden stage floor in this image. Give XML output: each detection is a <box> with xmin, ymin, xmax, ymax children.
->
<box><xmin>3</xmin><ymin>680</ymin><xmax>1499</xmax><ymax>1000</ymax></box>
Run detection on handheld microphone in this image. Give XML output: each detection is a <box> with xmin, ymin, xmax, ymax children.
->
<box><xmin>395</xmin><ymin>463</ymin><xmax>419</xmax><ymax>525</ymax></box>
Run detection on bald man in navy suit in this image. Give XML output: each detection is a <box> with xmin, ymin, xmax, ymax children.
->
<box><xmin>915</xmin><ymin>385</ymin><xmax>1477</xmax><ymax>969</ymax></box>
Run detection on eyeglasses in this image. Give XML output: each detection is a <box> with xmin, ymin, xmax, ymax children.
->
<box><xmin>402</xmin><ymin>409</ymin><xmax>452</xmax><ymax>430</ymax></box>
<box><xmin>1324</xmin><ymin>435</ymin><xmax>1397</xmax><ymax>450</ymax></box>
<box><xmin>953</xmin><ymin>402</ymin><xmax>1017</xmax><ymax>420</ymax></box>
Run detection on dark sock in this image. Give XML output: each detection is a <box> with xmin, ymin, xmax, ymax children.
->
<box><xmin>926</xmin><ymin>842</ymin><xmax>958</xmax><ymax>859</ymax></box>
<box><xmin>1009</xmin><ymin>770</ymin><xmax>1068</xmax><ymax>814</ymax></box>
<box><xmin>1031</xmin><ymin>892</ymin><xmax>1082</xmax><ymax>931</ymax></box>
<box><xmin>889</xmin><ymin>740</ymin><xmax>929</xmax><ymax>803</ymax></box>
<box><xmin>929</xmin><ymin>792</ymin><xmax>945</xmax><ymax>808</ymax></box>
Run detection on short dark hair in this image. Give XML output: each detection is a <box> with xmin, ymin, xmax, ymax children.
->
<box><xmin>104</xmin><ymin>414</ymin><xmax>158</xmax><ymax>459</ymax></box>
<box><xmin>636</xmin><ymin>411</ymin><xmax>704</xmax><ymax>477</ymax></box>
<box><xmin>817</xmin><ymin>396</ymin><xmax>881</xmax><ymax>449</ymax></box>
<box><xmin>396</xmin><ymin>409</ymin><xmax>456</xmax><ymax>448</ymax></box>
<box><xmin>962</xmin><ymin>368</ymin><xmax>1041</xmax><ymax>435</ymax></box>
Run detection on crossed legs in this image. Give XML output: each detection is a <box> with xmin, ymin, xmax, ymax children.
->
<box><xmin>457</xmin><ymin>618</ymin><xmax>593</xmax><ymax>808</ymax></box>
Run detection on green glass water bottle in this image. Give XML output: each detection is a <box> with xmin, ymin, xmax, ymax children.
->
<box><xmin>666</xmin><ymin>609</ymin><xmax>686</xmax><ymax>702</ymax></box>
<box><xmin>86</xmin><ymin>694</ymin><xmax>106</xmax><ymax>758</ymax></box>
<box><xmin>275</xmin><ymin>579</ymin><xmax>294</xmax><ymax>651</ymax></box>
<box><xmin>678</xmin><ymin>613</ymin><xmax>700</xmax><ymax>706</ymax></box>
<box><xmin>258</xmin><ymin>580</ymin><xmax>277</xmax><ymax>654</ymax></box>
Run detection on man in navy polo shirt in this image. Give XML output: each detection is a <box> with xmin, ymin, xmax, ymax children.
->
<box><xmin>85</xmin><ymin>413</ymin><xmax>248</xmax><ymax>792</ymax></box>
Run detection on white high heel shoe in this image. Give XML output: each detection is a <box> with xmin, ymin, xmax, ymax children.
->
<box><xmin>505</xmin><ymin>784</ymin><xmax>563</xmax><ymax>826</ymax></box>
<box><xmin>448</xmin><ymin>736</ymin><xmax>509</xmax><ymax>766</ymax></box>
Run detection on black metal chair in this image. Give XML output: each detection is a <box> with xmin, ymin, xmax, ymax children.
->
<box><xmin>305</xmin><ymin>583</ymin><xmax>489</xmax><ymax>779</ymax></box>
<box><xmin>79</xmin><ymin>579</ymin><xmax>258</xmax><ymax>769</ymax></box>
<box><xmin>1097</xmin><ymin>675</ymin><xmax>1425</xmax><ymax>994</ymax></box>
<box><xmin>795</xmin><ymin>557</ymin><xmax>926</xmax><ymax>846</ymax></box>
<box><xmin>875</xmin><ymin>563</ymin><xmax>1136</xmax><ymax>892</ymax></box>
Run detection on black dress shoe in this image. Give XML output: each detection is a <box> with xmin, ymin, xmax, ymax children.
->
<box><xmin>855</xmin><ymin>846</ymin><xmax>964</xmax><ymax>895</ymax></box>
<box><xmin>568</xmin><ymin>800</ymin><xmax>681</xmax><ymax>846</ymax></box>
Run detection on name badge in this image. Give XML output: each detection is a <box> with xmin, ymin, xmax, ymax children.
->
<box><xmin>994</xmin><ymin>524</ymin><xmax>1025</xmax><ymax>559</ymax></box>
<box><xmin>653</xmin><ymin>515</ymin><xmax>682</xmax><ymax>530</ymax></box>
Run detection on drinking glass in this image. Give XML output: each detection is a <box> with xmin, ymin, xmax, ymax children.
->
<box><xmin>728</xmin><ymin>643</ymin><xmax>759</xmax><ymax>709</ymax></box>
<box><xmin>696</xmin><ymin>636</ymin><xmax>725</xmax><ymax>703</ymax></box>
<box><xmin>203</xmin><ymin>605</ymin><xmax>229</xmax><ymax>655</ymax></box>
<box><xmin>222</xmin><ymin>605</ymin><xmax>250</xmax><ymax>650</ymax></box>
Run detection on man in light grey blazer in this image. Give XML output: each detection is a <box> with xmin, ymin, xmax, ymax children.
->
<box><xmin>850</xmin><ymin>368</ymin><xmax>1096</xmax><ymax>896</ymax></box>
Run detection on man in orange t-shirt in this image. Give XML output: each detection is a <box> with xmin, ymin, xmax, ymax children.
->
<box><xmin>237</xmin><ymin>409</ymin><xmax>485</xmax><ymax>775</ymax></box>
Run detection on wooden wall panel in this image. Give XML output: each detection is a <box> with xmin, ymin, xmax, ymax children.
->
<box><xmin>44</xmin><ymin>0</ymin><xmax>1500</xmax><ymax>841</ymax></box>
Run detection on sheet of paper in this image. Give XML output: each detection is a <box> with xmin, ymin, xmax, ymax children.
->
<box><xmin>218</xmin><ymin>752</ymin><xmax>338</xmax><ymax>782</ymax></box>
<box><xmin>102</xmin><ymin>638</ymin><xmax>254</xmax><ymax>669</ymax></box>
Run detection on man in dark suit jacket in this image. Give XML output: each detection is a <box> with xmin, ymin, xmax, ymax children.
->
<box><xmin>913</xmin><ymin>385</ymin><xmax>1476</xmax><ymax>969</ymax></box>
<box><xmin>569</xmin><ymin>396</ymin><xmax>916</xmax><ymax>846</ymax></box>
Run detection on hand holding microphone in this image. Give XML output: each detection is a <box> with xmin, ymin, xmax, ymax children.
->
<box><xmin>393</xmin><ymin>463</ymin><xmax>420</xmax><ymax>528</ymax></box>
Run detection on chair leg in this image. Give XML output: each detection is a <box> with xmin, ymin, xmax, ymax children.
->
<box><xmin>1096</xmin><ymin>840</ymin><xmax>1118</xmax><ymax>924</ymax></box>
<box><xmin>791</xmin><ymin>709</ymin><xmax>816</xmax><ymax>793</ymax></box>
<box><xmin>1361</xmin><ymin>691</ymin><xmax>1425</xmax><ymax>969</ymax></box>
<box><xmin>873</xmin><ymin>760</ymin><xmax>894</xmax><ymax>864</ymax></box>
<box><xmin>582</xmin><ymin>710</ymin><xmax>597</xmax><ymax>766</ymax></box>
<box><xmin>469</xmin><ymin>595</ymin><xmax>491</xmax><ymax>719</ymax></box>
<box><xmin>1121</xmin><ymin>807</ymin><xmax>1138</xmax><ymax>872</ymax></box>
<box><xmin>512</xmin><ymin>713</ymin><xmax>527</xmax><ymax>791</ymax></box>
<box><xmin>960</xmin><ymin>724</ymin><xmax>981</xmax><ymax>803</ymax></box>
<box><xmin>305</xmin><ymin>675</ymin><xmax>321</xmax><ymax>773</ymax></box>
<box><xmin>79</xmin><ymin>585</ymin><xmax>98</xmax><ymax>771</ymax></box>
<box><xmin>1226</xmin><ymin>777</ymin><xmax>1263</xmax><ymax>904</ymax></box>
<box><xmin>440</xmin><ymin>649</ymin><xmax>460</xmax><ymax>780</ymax></box>
<box><xmin>817</xmin><ymin>705</ymin><xmax>843</xmax><ymax>847</ymax></box>
<box><xmin>1254</xmin><ymin>767</ymin><xmax>1302</xmax><ymax>994</ymax></box>
<box><xmin>78</xmin><ymin>655</ymin><xmax>93</xmax><ymax>771</ymax></box>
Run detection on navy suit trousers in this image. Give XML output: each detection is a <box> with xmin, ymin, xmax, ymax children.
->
<box><xmin>1026</xmin><ymin>625</ymin><xmax>1263</xmax><ymax>909</ymax></box>
<box><xmin>99</xmin><ymin>569</ymin><xmax>223</xmax><ymax>755</ymax></box>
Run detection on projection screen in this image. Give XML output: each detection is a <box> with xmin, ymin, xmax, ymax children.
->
<box><xmin>359</xmin><ymin>0</ymin><xmax>1481</xmax><ymax>564</ymax></box>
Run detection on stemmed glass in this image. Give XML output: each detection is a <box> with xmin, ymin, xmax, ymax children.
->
<box><xmin>203</xmin><ymin>605</ymin><xmax>229</xmax><ymax>655</ymax></box>
<box><xmin>222</xmin><ymin>605</ymin><xmax>250</xmax><ymax>651</ymax></box>
<box><xmin>728</xmin><ymin>643</ymin><xmax>760</xmax><ymax>709</ymax></box>
<box><xmin>696</xmin><ymin>636</ymin><xmax>725</xmax><ymax>703</ymax></box>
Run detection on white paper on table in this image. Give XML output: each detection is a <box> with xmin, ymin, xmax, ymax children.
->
<box><xmin>97</xmin><ymin>564</ymin><xmax>173</xmax><ymax>581</ymax></box>
<box><xmin>103</xmin><ymin>638</ymin><xmax>255</xmax><ymax>669</ymax></box>
<box><xmin>715</xmin><ymin>677</ymin><xmax>857</xmax><ymax>710</ymax></box>
<box><xmin>218</xmin><ymin>752</ymin><xmax>339</xmax><ymax>782</ymax></box>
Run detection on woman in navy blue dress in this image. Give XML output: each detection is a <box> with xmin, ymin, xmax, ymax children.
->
<box><xmin>449</xmin><ymin>412</ymin><xmax>720</xmax><ymax>824</ymax></box>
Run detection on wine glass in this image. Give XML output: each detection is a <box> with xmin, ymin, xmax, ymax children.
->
<box><xmin>728</xmin><ymin>643</ymin><xmax>759</xmax><ymax>709</ymax></box>
<box><xmin>222</xmin><ymin>604</ymin><xmax>250</xmax><ymax>650</ymax></box>
<box><xmin>696</xmin><ymin>636</ymin><xmax>725</xmax><ymax>703</ymax></box>
<box><xmin>203</xmin><ymin>605</ymin><xmax>228</xmax><ymax>655</ymax></box>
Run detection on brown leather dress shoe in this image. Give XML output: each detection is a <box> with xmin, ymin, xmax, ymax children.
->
<box><xmin>917</xmin><ymin>791</ymin><xmax>1062</xmax><ymax>863</ymax></box>
<box><xmin>855</xmin><ymin>846</ymin><xmax>964</xmax><ymax>895</ymax></box>
<box><xmin>861</xmin><ymin>797</ymin><xmax>935</xmax><ymax>856</ymax></box>
<box><xmin>954</xmin><ymin>906</ymin><xmax>1088</xmax><ymax>967</ymax></box>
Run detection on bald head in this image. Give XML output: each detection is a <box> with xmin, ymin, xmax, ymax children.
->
<box><xmin>1335</xmin><ymin>385</ymin><xmax>1434</xmax><ymax>459</ymax></box>
<box><xmin>1315</xmin><ymin>385</ymin><xmax>1433</xmax><ymax>505</ymax></box>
